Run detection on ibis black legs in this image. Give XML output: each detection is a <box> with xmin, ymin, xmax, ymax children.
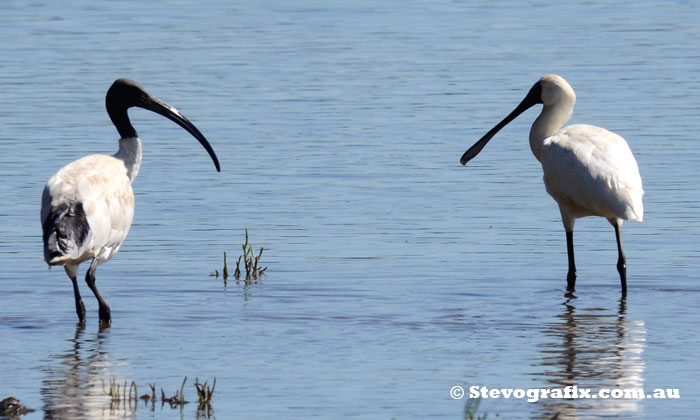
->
<box><xmin>614</xmin><ymin>224</ymin><xmax>627</xmax><ymax>295</ymax></box>
<box><xmin>65</xmin><ymin>260</ymin><xmax>111</xmax><ymax>325</ymax></box>
<box><xmin>565</xmin><ymin>230</ymin><xmax>577</xmax><ymax>291</ymax></box>
<box><xmin>86</xmin><ymin>259</ymin><xmax>111</xmax><ymax>325</ymax></box>
<box><xmin>564</xmin><ymin>225</ymin><xmax>628</xmax><ymax>294</ymax></box>
<box><xmin>69</xmin><ymin>275</ymin><xmax>86</xmax><ymax>323</ymax></box>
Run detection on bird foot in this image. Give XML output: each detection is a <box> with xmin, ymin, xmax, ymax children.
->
<box><xmin>617</xmin><ymin>261</ymin><xmax>627</xmax><ymax>295</ymax></box>
<box><xmin>75</xmin><ymin>299</ymin><xmax>86</xmax><ymax>323</ymax></box>
<box><xmin>98</xmin><ymin>305</ymin><xmax>111</xmax><ymax>326</ymax></box>
<box><xmin>566</xmin><ymin>271</ymin><xmax>577</xmax><ymax>292</ymax></box>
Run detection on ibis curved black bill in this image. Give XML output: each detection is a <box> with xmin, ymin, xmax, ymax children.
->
<box><xmin>460</xmin><ymin>82</ymin><xmax>542</xmax><ymax>166</ymax></box>
<box><xmin>143</xmin><ymin>97</ymin><xmax>221</xmax><ymax>172</ymax></box>
<box><xmin>106</xmin><ymin>78</ymin><xmax>221</xmax><ymax>172</ymax></box>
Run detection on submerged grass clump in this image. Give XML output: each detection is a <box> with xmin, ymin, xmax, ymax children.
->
<box><xmin>101</xmin><ymin>378</ymin><xmax>137</xmax><ymax>402</ymax></box>
<box><xmin>161</xmin><ymin>376</ymin><xmax>188</xmax><ymax>408</ymax></box>
<box><xmin>140</xmin><ymin>383</ymin><xmax>157</xmax><ymax>403</ymax></box>
<box><xmin>194</xmin><ymin>377</ymin><xmax>216</xmax><ymax>411</ymax></box>
<box><xmin>101</xmin><ymin>376</ymin><xmax>216</xmax><ymax>414</ymax></box>
<box><xmin>462</xmin><ymin>397</ymin><xmax>560</xmax><ymax>420</ymax></box>
<box><xmin>213</xmin><ymin>228</ymin><xmax>267</xmax><ymax>283</ymax></box>
<box><xmin>463</xmin><ymin>397</ymin><xmax>486</xmax><ymax>420</ymax></box>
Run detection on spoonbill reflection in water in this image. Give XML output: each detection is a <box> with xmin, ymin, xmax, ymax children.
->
<box><xmin>41</xmin><ymin>79</ymin><xmax>221</xmax><ymax>325</ymax></box>
<box><xmin>460</xmin><ymin>74</ymin><xmax>643</xmax><ymax>294</ymax></box>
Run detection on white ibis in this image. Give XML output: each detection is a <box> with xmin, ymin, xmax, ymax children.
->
<box><xmin>460</xmin><ymin>74</ymin><xmax>643</xmax><ymax>294</ymax></box>
<box><xmin>41</xmin><ymin>79</ymin><xmax>220</xmax><ymax>325</ymax></box>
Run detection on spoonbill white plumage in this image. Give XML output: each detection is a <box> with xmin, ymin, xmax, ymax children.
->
<box><xmin>460</xmin><ymin>74</ymin><xmax>643</xmax><ymax>294</ymax></box>
<box><xmin>41</xmin><ymin>79</ymin><xmax>220</xmax><ymax>325</ymax></box>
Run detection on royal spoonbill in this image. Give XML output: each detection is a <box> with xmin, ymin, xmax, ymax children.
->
<box><xmin>41</xmin><ymin>79</ymin><xmax>220</xmax><ymax>325</ymax></box>
<box><xmin>460</xmin><ymin>74</ymin><xmax>643</xmax><ymax>293</ymax></box>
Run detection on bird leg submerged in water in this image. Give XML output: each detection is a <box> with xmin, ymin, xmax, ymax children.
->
<box><xmin>85</xmin><ymin>258</ymin><xmax>111</xmax><ymax>325</ymax></box>
<box><xmin>565</xmin><ymin>231</ymin><xmax>577</xmax><ymax>291</ymax></box>
<box><xmin>64</xmin><ymin>261</ymin><xmax>110</xmax><ymax>325</ymax></box>
<box><xmin>613</xmin><ymin>222</ymin><xmax>627</xmax><ymax>295</ymax></box>
<box><xmin>65</xmin><ymin>264</ymin><xmax>86</xmax><ymax>323</ymax></box>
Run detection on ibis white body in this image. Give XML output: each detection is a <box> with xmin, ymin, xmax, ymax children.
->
<box><xmin>41</xmin><ymin>138</ymin><xmax>141</xmax><ymax>269</ymax></box>
<box><xmin>461</xmin><ymin>74</ymin><xmax>643</xmax><ymax>293</ymax></box>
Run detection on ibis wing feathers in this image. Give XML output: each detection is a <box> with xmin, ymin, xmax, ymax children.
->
<box><xmin>42</xmin><ymin>188</ymin><xmax>91</xmax><ymax>264</ymax></box>
<box><xmin>540</xmin><ymin>124</ymin><xmax>644</xmax><ymax>221</ymax></box>
<box><xmin>41</xmin><ymin>155</ymin><xmax>135</xmax><ymax>265</ymax></box>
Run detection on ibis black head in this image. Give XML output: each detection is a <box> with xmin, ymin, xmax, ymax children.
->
<box><xmin>106</xmin><ymin>78</ymin><xmax>220</xmax><ymax>172</ymax></box>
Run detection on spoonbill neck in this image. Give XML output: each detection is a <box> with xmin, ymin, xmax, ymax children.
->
<box><xmin>529</xmin><ymin>99</ymin><xmax>574</xmax><ymax>161</ymax></box>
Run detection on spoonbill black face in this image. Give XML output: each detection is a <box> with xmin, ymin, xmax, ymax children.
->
<box><xmin>460</xmin><ymin>81</ymin><xmax>542</xmax><ymax>165</ymax></box>
<box><xmin>106</xmin><ymin>78</ymin><xmax>221</xmax><ymax>172</ymax></box>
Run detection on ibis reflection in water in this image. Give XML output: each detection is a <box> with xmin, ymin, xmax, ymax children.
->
<box><xmin>41</xmin><ymin>79</ymin><xmax>220</xmax><ymax>325</ymax></box>
<box><xmin>461</xmin><ymin>74</ymin><xmax>643</xmax><ymax>293</ymax></box>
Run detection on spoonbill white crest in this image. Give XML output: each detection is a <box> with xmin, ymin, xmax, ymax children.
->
<box><xmin>460</xmin><ymin>74</ymin><xmax>643</xmax><ymax>294</ymax></box>
<box><xmin>41</xmin><ymin>79</ymin><xmax>221</xmax><ymax>325</ymax></box>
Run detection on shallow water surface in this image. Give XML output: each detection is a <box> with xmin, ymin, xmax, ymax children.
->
<box><xmin>1</xmin><ymin>0</ymin><xmax>700</xmax><ymax>418</ymax></box>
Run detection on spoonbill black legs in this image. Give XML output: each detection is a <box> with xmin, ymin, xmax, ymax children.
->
<box><xmin>461</xmin><ymin>74</ymin><xmax>643</xmax><ymax>293</ymax></box>
<box><xmin>565</xmin><ymin>231</ymin><xmax>577</xmax><ymax>290</ymax></box>
<box><xmin>566</xmin><ymin>221</ymin><xmax>627</xmax><ymax>293</ymax></box>
<box><xmin>613</xmin><ymin>222</ymin><xmax>627</xmax><ymax>293</ymax></box>
<box><xmin>41</xmin><ymin>79</ymin><xmax>220</xmax><ymax>325</ymax></box>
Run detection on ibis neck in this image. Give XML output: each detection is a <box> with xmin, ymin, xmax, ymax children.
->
<box><xmin>108</xmin><ymin>105</ymin><xmax>138</xmax><ymax>139</ymax></box>
<box><xmin>114</xmin><ymin>137</ymin><xmax>142</xmax><ymax>183</ymax></box>
<box><xmin>529</xmin><ymin>101</ymin><xmax>574</xmax><ymax>161</ymax></box>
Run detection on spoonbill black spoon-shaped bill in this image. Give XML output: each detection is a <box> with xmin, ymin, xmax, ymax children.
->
<box><xmin>41</xmin><ymin>79</ymin><xmax>220</xmax><ymax>325</ymax></box>
<box><xmin>460</xmin><ymin>74</ymin><xmax>644</xmax><ymax>294</ymax></box>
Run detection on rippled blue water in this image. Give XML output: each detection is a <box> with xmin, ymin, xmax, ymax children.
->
<box><xmin>1</xmin><ymin>1</ymin><xmax>699</xmax><ymax>418</ymax></box>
